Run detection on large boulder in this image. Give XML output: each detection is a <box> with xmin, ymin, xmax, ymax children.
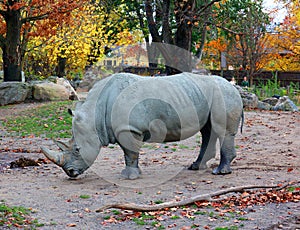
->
<box><xmin>78</xmin><ymin>69</ymin><xmax>110</xmax><ymax>92</ymax></box>
<box><xmin>0</xmin><ymin>71</ymin><xmax>3</xmax><ymax>81</ymax></box>
<box><xmin>262</xmin><ymin>97</ymin><xmax>279</xmax><ymax>106</ymax></box>
<box><xmin>0</xmin><ymin>82</ymin><xmax>31</xmax><ymax>106</ymax></box>
<box><xmin>33</xmin><ymin>82</ymin><xmax>70</xmax><ymax>101</ymax></box>
<box><xmin>257</xmin><ymin>101</ymin><xmax>272</xmax><ymax>110</ymax></box>
<box><xmin>234</xmin><ymin>85</ymin><xmax>258</xmax><ymax>109</ymax></box>
<box><xmin>272</xmin><ymin>96</ymin><xmax>299</xmax><ymax>112</ymax></box>
<box><xmin>56</xmin><ymin>78</ymin><xmax>79</xmax><ymax>100</ymax></box>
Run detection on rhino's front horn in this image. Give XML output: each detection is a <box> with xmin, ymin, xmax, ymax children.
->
<box><xmin>41</xmin><ymin>147</ymin><xmax>64</xmax><ymax>166</ymax></box>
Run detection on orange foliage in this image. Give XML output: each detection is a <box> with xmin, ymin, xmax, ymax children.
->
<box><xmin>263</xmin><ymin>1</ymin><xmax>300</xmax><ymax>71</ymax></box>
<box><xmin>0</xmin><ymin>0</ymin><xmax>87</xmax><ymax>38</ymax></box>
<box><xmin>204</xmin><ymin>38</ymin><xmax>227</xmax><ymax>54</ymax></box>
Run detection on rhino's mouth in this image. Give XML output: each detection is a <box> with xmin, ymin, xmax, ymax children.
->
<box><xmin>64</xmin><ymin>168</ymin><xmax>81</xmax><ymax>178</ymax></box>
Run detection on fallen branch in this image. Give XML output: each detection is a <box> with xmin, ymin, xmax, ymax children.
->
<box><xmin>96</xmin><ymin>182</ymin><xmax>299</xmax><ymax>212</ymax></box>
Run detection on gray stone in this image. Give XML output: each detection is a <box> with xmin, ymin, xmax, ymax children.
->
<box><xmin>262</xmin><ymin>97</ymin><xmax>278</xmax><ymax>106</ymax></box>
<box><xmin>78</xmin><ymin>69</ymin><xmax>109</xmax><ymax>92</ymax></box>
<box><xmin>56</xmin><ymin>78</ymin><xmax>79</xmax><ymax>100</ymax></box>
<box><xmin>33</xmin><ymin>82</ymin><xmax>69</xmax><ymax>101</ymax></box>
<box><xmin>257</xmin><ymin>101</ymin><xmax>272</xmax><ymax>110</ymax></box>
<box><xmin>234</xmin><ymin>85</ymin><xmax>258</xmax><ymax>109</ymax></box>
<box><xmin>0</xmin><ymin>82</ymin><xmax>31</xmax><ymax>106</ymax></box>
<box><xmin>0</xmin><ymin>71</ymin><xmax>3</xmax><ymax>81</ymax></box>
<box><xmin>272</xmin><ymin>96</ymin><xmax>299</xmax><ymax>112</ymax></box>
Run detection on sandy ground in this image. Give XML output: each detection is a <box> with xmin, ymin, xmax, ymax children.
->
<box><xmin>0</xmin><ymin>103</ymin><xmax>300</xmax><ymax>229</ymax></box>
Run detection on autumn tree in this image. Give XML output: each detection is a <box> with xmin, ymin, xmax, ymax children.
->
<box><xmin>0</xmin><ymin>0</ymin><xmax>87</xmax><ymax>82</ymax></box>
<box><xmin>119</xmin><ymin>1</ymin><xmax>269</xmax><ymax>75</ymax></box>
<box><xmin>142</xmin><ymin>0</ymin><xmax>223</xmax><ymax>74</ymax></box>
<box><xmin>200</xmin><ymin>0</ymin><xmax>270</xmax><ymax>84</ymax></box>
<box><xmin>264</xmin><ymin>0</ymin><xmax>300</xmax><ymax>71</ymax></box>
<box><xmin>223</xmin><ymin>0</ymin><xmax>269</xmax><ymax>84</ymax></box>
<box><xmin>24</xmin><ymin>1</ymin><xmax>137</xmax><ymax>79</ymax></box>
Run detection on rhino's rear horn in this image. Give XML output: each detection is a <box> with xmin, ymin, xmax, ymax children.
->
<box><xmin>41</xmin><ymin>147</ymin><xmax>64</xmax><ymax>166</ymax></box>
<box><xmin>53</xmin><ymin>139</ymin><xmax>74</xmax><ymax>151</ymax></box>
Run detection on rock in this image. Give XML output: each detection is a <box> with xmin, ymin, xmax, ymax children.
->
<box><xmin>234</xmin><ymin>85</ymin><xmax>258</xmax><ymax>109</ymax></box>
<box><xmin>47</xmin><ymin>76</ymin><xmax>58</xmax><ymax>83</ymax></box>
<box><xmin>257</xmin><ymin>101</ymin><xmax>272</xmax><ymax>110</ymax></box>
<box><xmin>0</xmin><ymin>82</ymin><xmax>31</xmax><ymax>106</ymax></box>
<box><xmin>0</xmin><ymin>71</ymin><xmax>3</xmax><ymax>81</ymax></box>
<box><xmin>192</xmin><ymin>69</ymin><xmax>210</xmax><ymax>75</ymax></box>
<box><xmin>262</xmin><ymin>97</ymin><xmax>278</xmax><ymax>106</ymax></box>
<box><xmin>78</xmin><ymin>69</ymin><xmax>109</xmax><ymax>92</ymax></box>
<box><xmin>272</xmin><ymin>96</ymin><xmax>299</xmax><ymax>112</ymax></box>
<box><xmin>56</xmin><ymin>78</ymin><xmax>79</xmax><ymax>100</ymax></box>
<box><xmin>33</xmin><ymin>82</ymin><xmax>69</xmax><ymax>101</ymax></box>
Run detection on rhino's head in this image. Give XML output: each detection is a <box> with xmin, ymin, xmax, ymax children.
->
<box><xmin>41</xmin><ymin>139</ymin><xmax>90</xmax><ymax>178</ymax></box>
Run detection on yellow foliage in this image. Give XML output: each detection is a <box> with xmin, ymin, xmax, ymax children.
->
<box><xmin>25</xmin><ymin>2</ymin><xmax>141</xmax><ymax>78</ymax></box>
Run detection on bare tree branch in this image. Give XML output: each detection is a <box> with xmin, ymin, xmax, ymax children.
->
<box><xmin>0</xmin><ymin>34</ymin><xmax>5</xmax><ymax>47</ymax></box>
<box><xmin>0</xmin><ymin>9</ymin><xmax>6</xmax><ymax>16</ymax></box>
<box><xmin>96</xmin><ymin>183</ymin><xmax>299</xmax><ymax>212</ymax></box>
<box><xmin>21</xmin><ymin>12</ymin><xmax>49</xmax><ymax>23</ymax></box>
<box><xmin>196</xmin><ymin>0</ymin><xmax>220</xmax><ymax>15</ymax></box>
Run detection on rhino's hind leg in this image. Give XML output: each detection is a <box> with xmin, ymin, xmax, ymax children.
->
<box><xmin>121</xmin><ymin>166</ymin><xmax>142</xmax><ymax>180</ymax></box>
<box><xmin>188</xmin><ymin>120</ymin><xmax>217</xmax><ymax>171</ymax></box>
<box><xmin>120</xmin><ymin>147</ymin><xmax>142</xmax><ymax>179</ymax></box>
<box><xmin>212</xmin><ymin>134</ymin><xmax>236</xmax><ymax>175</ymax></box>
<box><xmin>117</xmin><ymin>131</ymin><xmax>143</xmax><ymax>179</ymax></box>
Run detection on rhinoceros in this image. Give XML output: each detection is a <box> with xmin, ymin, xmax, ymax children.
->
<box><xmin>41</xmin><ymin>72</ymin><xmax>243</xmax><ymax>179</ymax></box>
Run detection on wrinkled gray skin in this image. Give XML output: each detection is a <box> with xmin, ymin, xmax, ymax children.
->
<box><xmin>41</xmin><ymin>72</ymin><xmax>243</xmax><ymax>179</ymax></box>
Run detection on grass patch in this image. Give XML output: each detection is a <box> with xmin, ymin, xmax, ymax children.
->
<box><xmin>215</xmin><ymin>226</ymin><xmax>239</xmax><ymax>230</ymax></box>
<box><xmin>178</xmin><ymin>144</ymin><xmax>190</xmax><ymax>149</ymax></box>
<box><xmin>111</xmin><ymin>210</ymin><xmax>121</xmax><ymax>215</ymax></box>
<box><xmin>154</xmin><ymin>200</ymin><xmax>164</xmax><ymax>204</ymax></box>
<box><xmin>133</xmin><ymin>217</ymin><xmax>146</xmax><ymax>225</ymax></box>
<box><xmin>0</xmin><ymin>202</ymin><xmax>43</xmax><ymax>228</ymax></box>
<box><xmin>2</xmin><ymin>101</ymin><xmax>73</xmax><ymax>138</ymax></box>
<box><xmin>170</xmin><ymin>215</ymin><xmax>180</xmax><ymax>219</ymax></box>
<box><xmin>79</xmin><ymin>194</ymin><xmax>91</xmax><ymax>199</ymax></box>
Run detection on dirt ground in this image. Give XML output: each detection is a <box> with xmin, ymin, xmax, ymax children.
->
<box><xmin>0</xmin><ymin>103</ymin><xmax>300</xmax><ymax>229</ymax></box>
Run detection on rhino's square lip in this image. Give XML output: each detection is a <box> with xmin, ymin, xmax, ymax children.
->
<box><xmin>64</xmin><ymin>168</ymin><xmax>80</xmax><ymax>178</ymax></box>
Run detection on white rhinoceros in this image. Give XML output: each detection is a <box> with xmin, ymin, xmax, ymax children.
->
<box><xmin>41</xmin><ymin>72</ymin><xmax>244</xmax><ymax>179</ymax></box>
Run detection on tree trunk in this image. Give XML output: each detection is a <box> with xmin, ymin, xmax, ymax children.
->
<box><xmin>56</xmin><ymin>56</ymin><xmax>67</xmax><ymax>78</ymax></box>
<box><xmin>3</xmin><ymin>8</ymin><xmax>22</xmax><ymax>82</ymax></box>
<box><xmin>173</xmin><ymin>23</ymin><xmax>193</xmax><ymax>73</ymax></box>
<box><xmin>173</xmin><ymin>0</ymin><xmax>194</xmax><ymax>73</ymax></box>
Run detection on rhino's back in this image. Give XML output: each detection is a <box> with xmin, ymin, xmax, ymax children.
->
<box><xmin>102</xmin><ymin>73</ymin><xmax>214</xmax><ymax>142</ymax></box>
<box><xmin>86</xmin><ymin>72</ymin><xmax>242</xmax><ymax>144</ymax></box>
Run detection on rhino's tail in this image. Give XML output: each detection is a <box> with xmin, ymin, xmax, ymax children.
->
<box><xmin>240</xmin><ymin>110</ymin><xmax>244</xmax><ymax>134</ymax></box>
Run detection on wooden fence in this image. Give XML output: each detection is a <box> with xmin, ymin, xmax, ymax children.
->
<box><xmin>210</xmin><ymin>70</ymin><xmax>300</xmax><ymax>87</ymax></box>
<box><xmin>122</xmin><ymin>67</ymin><xmax>300</xmax><ymax>87</ymax></box>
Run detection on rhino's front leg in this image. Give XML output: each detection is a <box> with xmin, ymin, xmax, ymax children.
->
<box><xmin>121</xmin><ymin>148</ymin><xmax>142</xmax><ymax>179</ymax></box>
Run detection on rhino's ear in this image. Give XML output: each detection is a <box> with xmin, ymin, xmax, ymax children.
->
<box><xmin>68</xmin><ymin>108</ymin><xmax>74</xmax><ymax>116</ymax></box>
<box><xmin>68</xmin><ymin>101</ymin><xmax>85</xmax><ymax>116</ymax></box>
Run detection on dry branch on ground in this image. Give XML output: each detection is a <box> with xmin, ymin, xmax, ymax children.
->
<box><xmin>97</xmin><ymin>181</ymin><xmax>300</xmax><ymax>212</ymax></box>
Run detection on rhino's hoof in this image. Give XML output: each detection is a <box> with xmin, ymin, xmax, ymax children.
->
<box><xmin>188</xmin><ymin>162</ymin><xmax>208</xmax><ymax>171</ymax></box>
<box><xmin>188</xmin><ymin>163</ymin><xmax>199</xmax><ymax>170</ymax></box>
<box><xmin>121</xmin><ymin>166</ymin><xmax>141</xmax><ymax>180</ymax></box>
<box><xmin>212</xmin><ymin>166</ymin><xmax>232</xmax><ymax>175</ymax></box>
